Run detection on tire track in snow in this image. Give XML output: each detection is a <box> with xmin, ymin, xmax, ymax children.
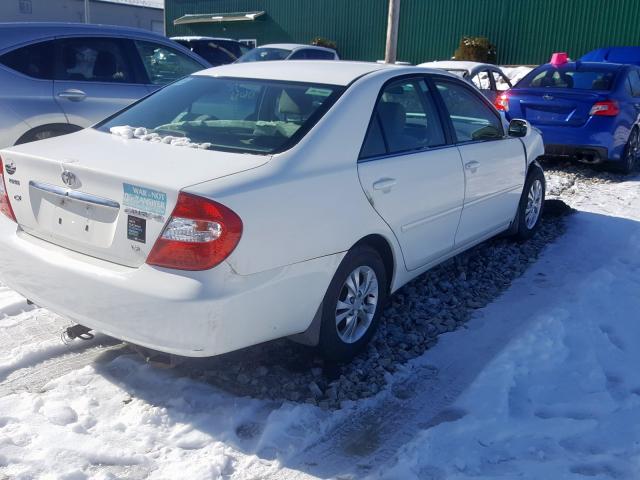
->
<box><xmin>0</xmin><ymin>287</ymin><xmax>126</xmax><ymax>398</ymax></box>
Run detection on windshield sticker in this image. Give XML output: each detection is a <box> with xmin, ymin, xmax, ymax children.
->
<box><xmin>305</xmin><ymin>87</ymin><xmax>332</xmax><ymax>97</ymax></box>
<box><xmin>123</xmin><ymin>183</ymin><xmax>167</xmax><ymax>216</ymax></box>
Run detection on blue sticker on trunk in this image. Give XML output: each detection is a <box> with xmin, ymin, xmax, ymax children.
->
<box><xmin>123</xmin><ymin>183</ymin><xmax>167</xmax><ymax>216</ymax></box>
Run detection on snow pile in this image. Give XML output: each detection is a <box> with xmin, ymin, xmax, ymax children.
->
<box><xmin>501</xmin><ymin>66</ymin><xmax>533</xmax><ymax>86</ymax></box>
<box><xmin>109</xmin><ymin>126</ymin><xmax>212</xmax><ymax>149</ymax></box>
<box><xmin>373</xmin><ymin>174</ymin><xmax>640</xmax><ymax>480</ymax></box>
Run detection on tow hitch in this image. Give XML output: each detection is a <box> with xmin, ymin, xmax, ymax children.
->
<box><xmin>63</xmin><ymin>324</ymin><xmax>94</xmax><ymax>342</ymax></box>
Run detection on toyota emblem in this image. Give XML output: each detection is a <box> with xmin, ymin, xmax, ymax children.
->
<box><xmin>61</xmin><ymin>170</ymin><xmax>78</xmax><ymax>188</ymax></box>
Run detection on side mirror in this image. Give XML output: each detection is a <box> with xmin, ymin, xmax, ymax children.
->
<box><xmin>508</xmin><ymin>119</ymin><xmax>528</xmax><ymax>137</ymax></box>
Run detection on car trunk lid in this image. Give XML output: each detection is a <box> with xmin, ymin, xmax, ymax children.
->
<box><xmin>509</xmin><ymin>88</ymin><xmax>603</xmax><ymax>127</ymax></box>
<box><xmin>0</xmin><ymin>128</ymin><xmax>269</xmax><ymax>267</ymax></box>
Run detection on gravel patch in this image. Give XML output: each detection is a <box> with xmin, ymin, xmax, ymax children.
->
<box><xmin>175</xmin><ymin>173</ymin><xmax>577</xmax><ymax>409</ymax></box>
<box><xmin>542</xmin><ymin>158</ymin><xmax>632</xmax><ymax>198</ymax></box>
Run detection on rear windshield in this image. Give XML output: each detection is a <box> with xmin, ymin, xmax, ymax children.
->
<box><xmin>236</xmin><ymin>48</ymin><xmax>291</xmax><ymax>63</ymax></box>
<box><xmin>96</xmin><ymin>75</ymin><xmax>344</xmax><ymax>154</ymax></box>
<box><xmin>518</xmin><ymin>65</ymin><xmax>617</xmax><ymax>90</ymax></box>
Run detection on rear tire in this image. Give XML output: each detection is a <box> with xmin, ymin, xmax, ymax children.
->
<box><xmin>318</xmin><ymin>245</ymin><xmax>388</xmax><ymax>363</ymax></box>
<box><xmin>512</xmin><ymin>166</ymin><xmax>546</xmax><ymax>241</ymax></box>
<box><xmin>611</xmin><ymin>128</ymin><xmax>639</xmax><ymax>174</ymax></box>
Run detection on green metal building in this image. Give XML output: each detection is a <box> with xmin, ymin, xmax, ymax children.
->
<box><xmin>165</xmin><ymin>0</ymin><xmax>640</xmax><ymax>65</ymax></box>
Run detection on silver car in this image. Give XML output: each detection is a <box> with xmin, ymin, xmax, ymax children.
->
<box><xmin>0</xmin><ymin>22</ymin><xmax>210</xmax><ymax>149</ymax></box>
<box><xmin>418</xmin><ymin>61</ymin><xmax>513</xmax><ymax>102</ymax></box>
<box><xmin>235</xmin><ymin>43</ymin><xmax>339</xmax><ymax>62</ymax></box>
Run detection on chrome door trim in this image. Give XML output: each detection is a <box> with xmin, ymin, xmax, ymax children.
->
<box><xmin>29</xmin><ymin>181</ymin><xmax>120</xmax><ymax>209</ymax></box>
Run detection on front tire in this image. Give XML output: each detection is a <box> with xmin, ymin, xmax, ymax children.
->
<box><xmin>318</xmin><ymin>246</ymin><xmax>388</xmax><ymax>363</ymax></box>
<box><xmin>513</xmin><ymin>167</ymin><xmax>546</xmax><ymax>241</ymax></box>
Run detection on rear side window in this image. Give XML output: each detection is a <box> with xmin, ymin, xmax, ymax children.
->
<box><xmin>520</xmin><ymin>65</ymin><xmax>616</xmax><ymax>90</ymax></box>
<box><xmin>134</xmin><ymin>40</ymin><xmax>204</xmax><ymax>85</ymax></box>
<box><xmin>435</xmin><ymin>80</ymin><xmax>503</xmax><ymax>142</ymax></box>
<box><xmin>0</xmin><ymin>41</ymin><xmax>54</xmax><ymax>79</ymax></box>
<box><xmin>56</xmin><ymin>37</ymin><xmax>134</xmax><ymax>83</ymax></box>
<box><xmin>191</xmin><ymin>41</ymin><xmax>238</xmax><ymax>65</ymax></box>
<box><xmin>628</xmin><ymin>70</ymin><xmax>640</xmax><ymax>97</ymax></box>
<box><xmin>471</xmin><ymin>71</ymin><xmax>491</xmax><ymax>90</ymax></box>
<box><xmin>360</xmin><ymin>78</ymin><xmax>445</xmax><ymax>159</ymax></box>
<box><xmin>236</xmin><ymin>48</ymin><xmax>291</xmax><ymax>63</ymax></box>
<box><xmin>492</xmin><ymin>71</ymin><xmax>511</xmax><ymax>91</ymax></box>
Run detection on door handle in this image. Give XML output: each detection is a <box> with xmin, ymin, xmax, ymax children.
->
<box><xmin>372</xmin><ymin>178</ymin><xmax>396</xmax><ymax>193</ymax></box>
<box><xmin>465</xmin><ymin>161</ymin><xmax>480</xmax><ymax>172</ymax></box>
<box><xmin>57</xmin><ymin>89</ymin><xmax>87</xmax><ymax>102</ymax></box>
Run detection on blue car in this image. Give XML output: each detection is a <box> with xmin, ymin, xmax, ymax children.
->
<box><xmin>496</xmin><ymin>59</ymin><xmax>640</xmax><ymax>172</ymax></box>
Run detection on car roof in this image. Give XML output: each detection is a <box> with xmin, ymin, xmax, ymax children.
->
<box><xmin>194</xmin><ymin>60</ymin><xmax>424</xmax><ymax>86</ymax></box>
<box><xmin>258</xmin><ymin>43</ymin><xmax>335</xmax><ymax>53</ymax></box>
<box><xmin>536</xmin><ymin>61</ymin><xmax>626</xmax><ymax>71</ymax></box>
<box><xmin>418</xmin><ymin>60</ymin><xmax>497</xmax><ymax>72</ymax></box>
<box><xmin>0</xmin><ymin>22</ymin><xmax>175</xmax><ymax>52</ymax></box>
<box><xmin>171</xmin><ymin>36</ymin><xmax>238</xmax><ymax>43</ymax></box>
<box><xmin>580</xmin><ymin>46</ymin><xmax>640</xmax><ymax>64</ymax></box>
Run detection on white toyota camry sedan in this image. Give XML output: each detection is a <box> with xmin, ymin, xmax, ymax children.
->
<box><xmin>0</xmin><ymin>61</ymin><xmax>545</xmax><ymax>362</ymax></box>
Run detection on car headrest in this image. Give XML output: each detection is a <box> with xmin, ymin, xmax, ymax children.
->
<box><xmin>93</xmin><ymin>51</ymin><xmax>117</xmax><ymax>79</ymax></box>
<box><xmin>278</xmin><ymin>89</ymin><xmax>313</xmax><ymax>116</ymax></box>
<box><xmin>377</xmin><ymin>101</ymin><xmax>406</xmax><ymax>136</ymax></box>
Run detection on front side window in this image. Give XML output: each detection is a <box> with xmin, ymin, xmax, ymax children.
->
<box><xmin>97</xmin><ymin>76</ymin><xmax>344</xmax><ymax>154</ymax></box>
<box><xmin>134</xmin><ymin>40</ymin><xmax>204</xmax><ymax>85</ymax></box>
<box><xmin>56</xmin><ymin>37</ymin><xmax>133</xmax><ymax>83</ymax></box>
<box><xmin>520</xmin><ymin>65</ymin><xmax>617</xmax><ymax>90</ymax></box>
<box><xmin>360</xmin><ymin>78</ymin><xmax>445</xmax><ymax>159</ymax></box>
<box><xmin>0</xmin><ymin>40</ymin><xmax>54</xmax><ymax>79</ymax></box>
<box><xmin>435</xmin><ymin>80</ymin><xmax>503</xmax><ymax>142</ymax></box>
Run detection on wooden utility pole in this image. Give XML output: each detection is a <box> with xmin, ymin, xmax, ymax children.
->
<box><xmin>384</xmin><ymin>0</ymin><xmax>401</xmax><ymax>63</ymax></box>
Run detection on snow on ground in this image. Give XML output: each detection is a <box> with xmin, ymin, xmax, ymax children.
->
<box><xmin>371</xmin><ymin>175</ymin><xmax>640</xmax><ymax>480</ymax></box>
<box><xmin>0</xmin><ymin>168</ymin><xmax>638</xmax><ymax>480</ymax></box>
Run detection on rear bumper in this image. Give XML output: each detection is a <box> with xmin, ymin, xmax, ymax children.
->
<box><xmin>0</xmin><ymin>217</ymin><xmax>342</xmax><ymax>356</ymax></box>
<box><xmin>543</xmin><ymin>144</ymin><xmax>609</xmax><ymax>164</ymax></box>
<box><xmin>532</xmin><ymin>121</ymin><xmax>628</xmax><ymax>163</ymax></box>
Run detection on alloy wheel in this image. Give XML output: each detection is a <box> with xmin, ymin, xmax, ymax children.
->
<box><xmin>525</xmin><ymin>179</ymin><xmax>543</xmax><ymax>229</ymax></box>
<box><xmin>335</xmin><ymin>266</ymin><xmax>379</xmax><ymax>344</ymax></box>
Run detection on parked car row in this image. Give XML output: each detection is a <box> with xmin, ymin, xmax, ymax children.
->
<box><xmin>0</xmin><ymin>21</ymin><xmax>636</xmax><ymax>363</ymax></box>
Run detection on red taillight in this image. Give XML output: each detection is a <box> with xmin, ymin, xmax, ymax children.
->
<box><xmin>0</xmin><ymin>156</ymin><xmax>16</xmax><ymax>222</ymax></box>
<box><xmin>589</xmin><ymin>100</ymin><xmax>619</xmax><ymax>116</ymax></box>
<box><xmin>146</xmin><ymin>192</ymin><xmax>242</xmax><ymax>271</ymax></box>
<box><xmin>494</xmin><ymin>92</ymin><xmax>509</xmax><ymax>112</ymax></box>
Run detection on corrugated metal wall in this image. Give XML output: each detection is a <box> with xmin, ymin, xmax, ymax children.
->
<box><xmin>166</xmin><ymin>0</ymin><xmax>640</xmax><ymax>65</ymax></box>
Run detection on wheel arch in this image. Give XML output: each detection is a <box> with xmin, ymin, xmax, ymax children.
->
<box><xmin>350</xmin><ymin>233</ymin><xmax>396</xmax><ymax>294</ymax></box>
<box><xmin>14</xmin><ymin>123</ymin><xmax>83</xmax><ymax>146</ymax></box>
